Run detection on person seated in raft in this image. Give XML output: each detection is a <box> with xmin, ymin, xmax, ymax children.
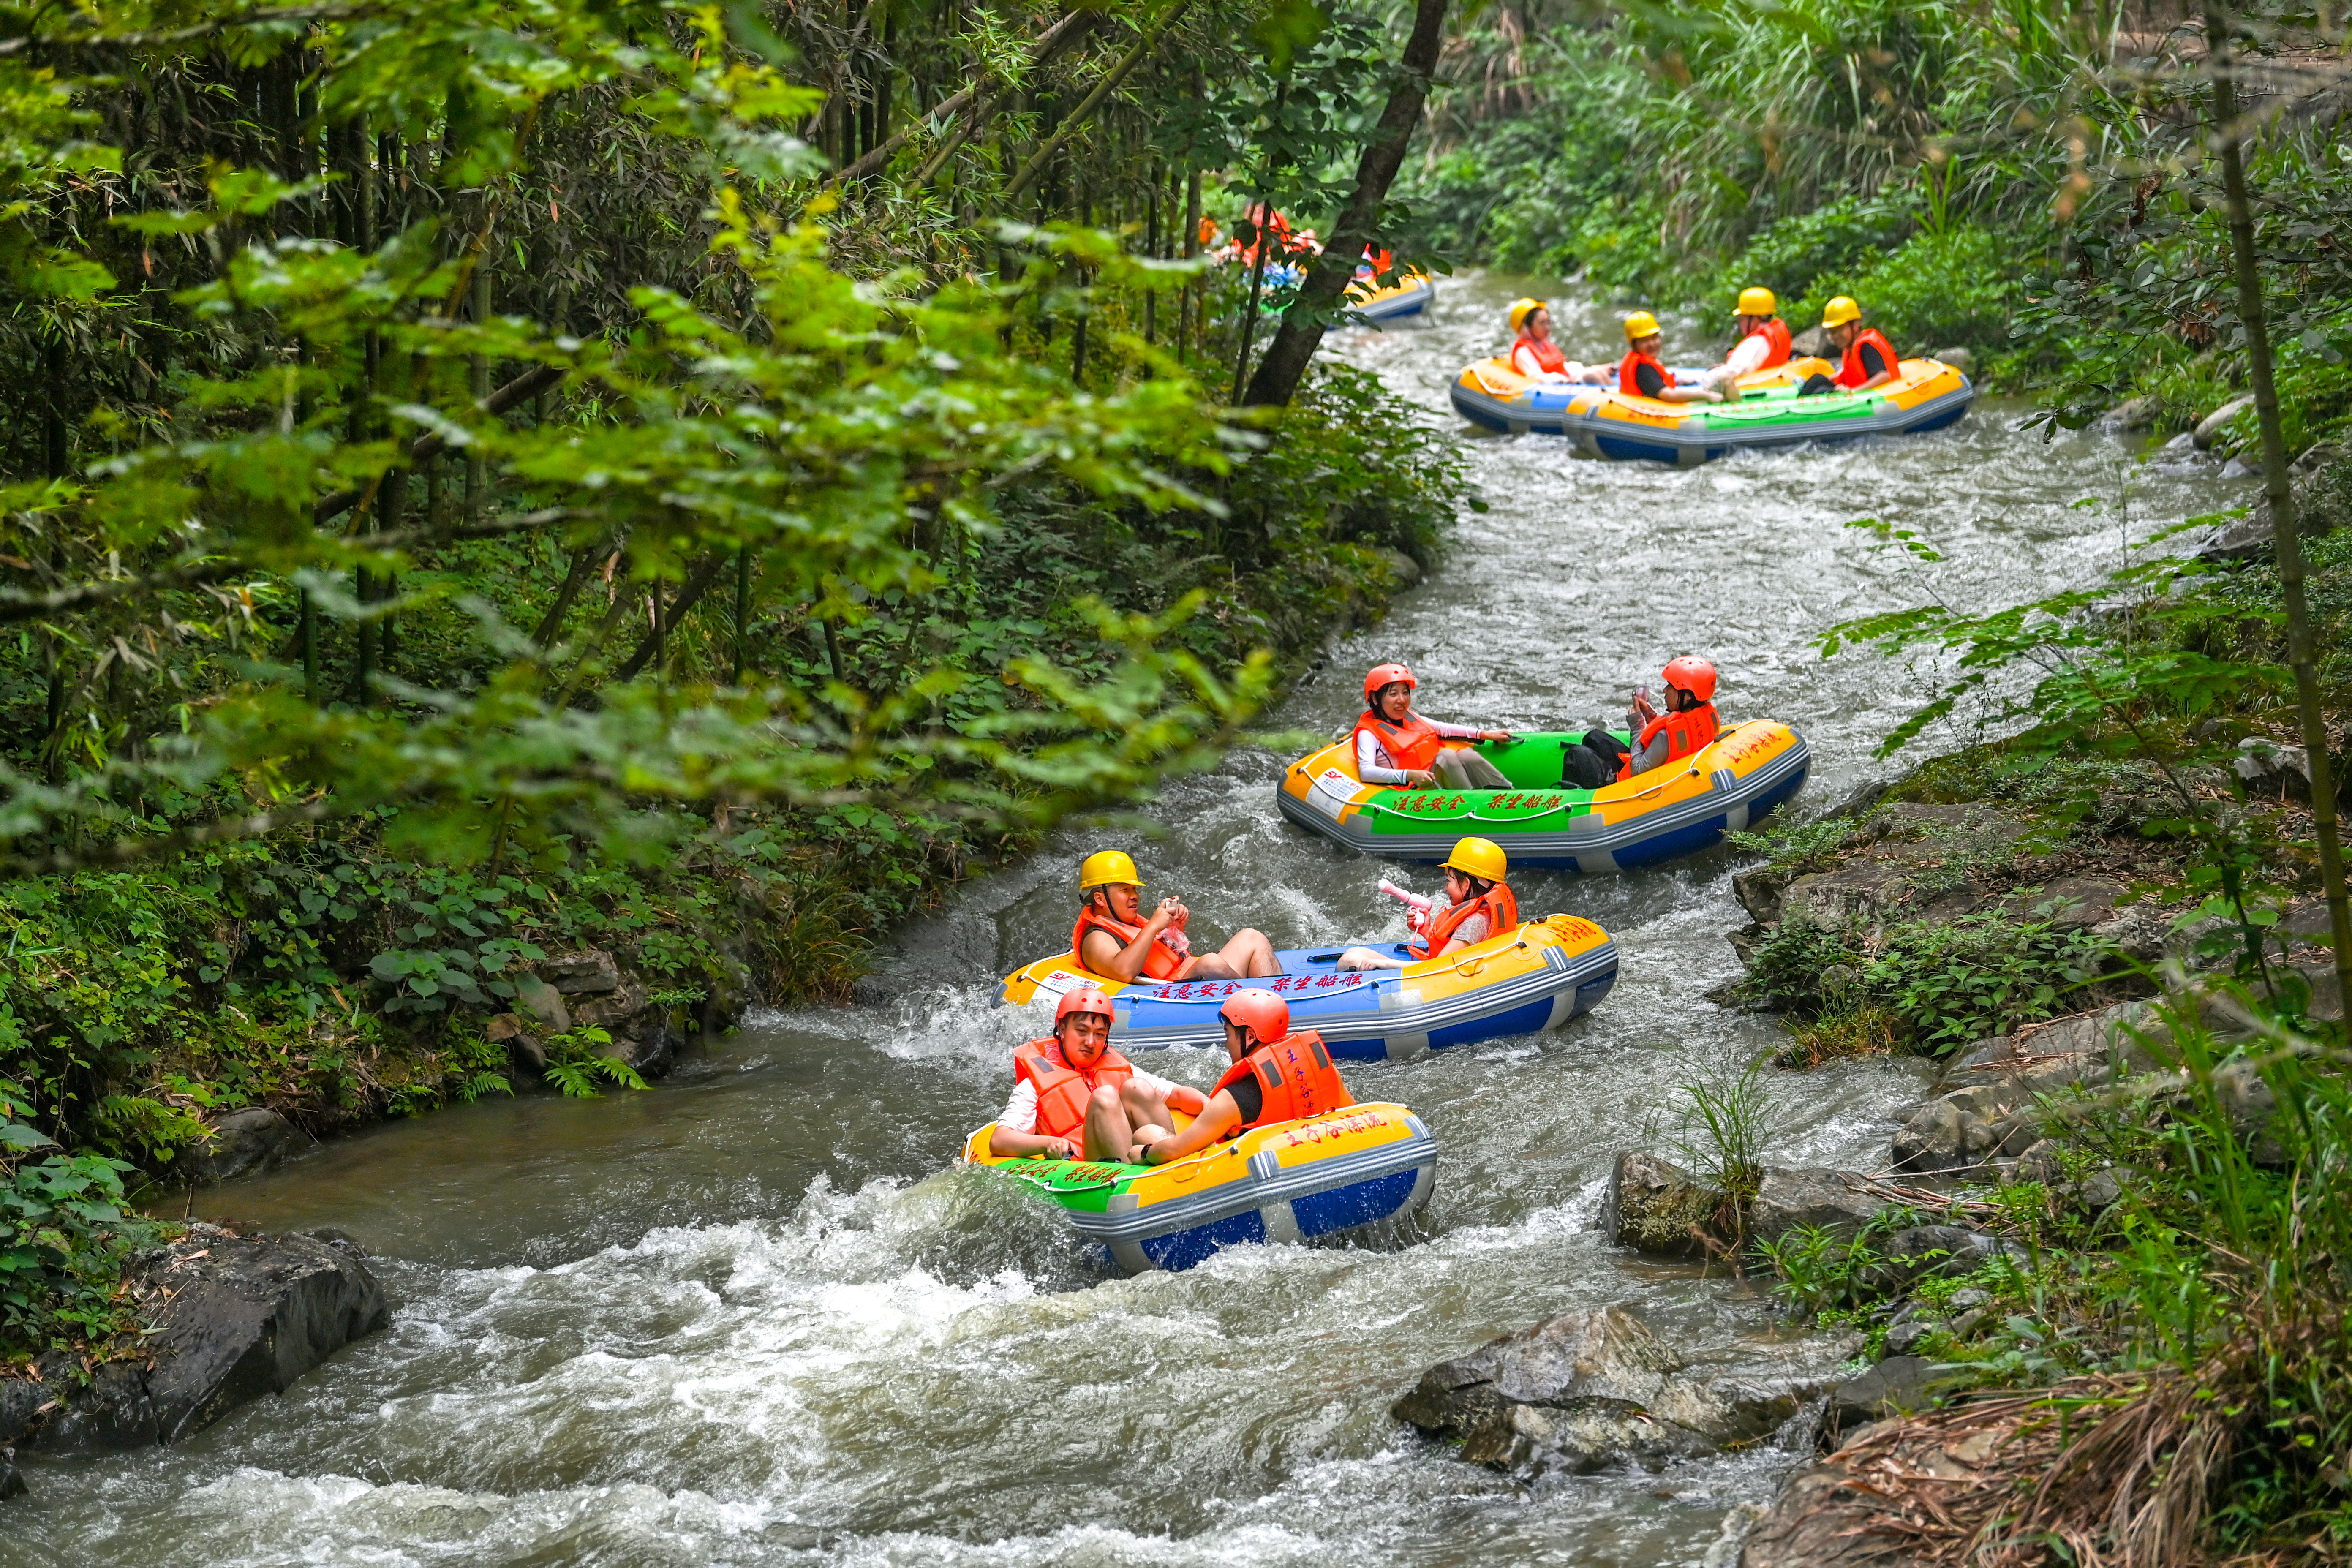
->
<box><xmin>1619</xmin><ymin>313</ymin><xmax>1724</xmax><ymax>405</ymax></box>
<box><xmin>991</xmin><ymin>987</ymin><xmax>1205</xmax><ymax>1162</ymax></box>
<box><xmin>1702</xmin><ymin>286</ymin><xmax>1793</xmax><ymax>391</ymax></box>
<box><xmin>1561</xmin><ymin>657</ymin><xmax>1722</xmax><ymax>789</ymax></box>
<box><xmin>1338</xmin><ymin>837</ymin><xmax>1521</xmax><ymax>972</ymax></box>
<box><xmin>1796</xmin><ymin>297</ymin><xmax>1900</xmax><ymax>397</ymax></box>
<box><xmin>1356</xmin><ymin>662</ymin><xmax>1515</xmax><ymax>791</ymax></box>
<box><xmin>1506</xmin><ymin>299</ymin><xmax>1609</xmax><ymax>386</ymax></box>
<box><xmin>1073</xmin><ymin>850</ymin><xmax>1280</xmax><ymax>983</ymax></box>
<box><xmin>1127</xmin><ymin>989</ymin><xmax>1354</xmax><ymax>1165</ymax></box>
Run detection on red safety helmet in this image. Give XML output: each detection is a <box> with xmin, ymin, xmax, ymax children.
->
<box><xmin>1055</xmin><ymin>988</ymin><xmax>1116</xmax><ymax>1026</ymax></box>
<box><xmin>1219</xmin><ymin>988</ymin><xmax>1289</xmax><ymax>1045</ymax></box>
<box><xmin>1662</xmin><ymin>656</ymin><xmax>1718</xmax><ymax>702</ymax></box>
<box><xmin>1364</xmin><ymin>663</ymin><xmax>1417</xmax><ymax>702</ymax></box>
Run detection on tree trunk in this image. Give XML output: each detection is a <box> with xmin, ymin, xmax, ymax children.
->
<box><xmin>2207</xmin><ymin>0</ymin><xmax>2352</xmax><ymax>1004</ymax></box>
<box><xmin>1241</xmin><ymin>0</ymin><xmax>1451</xmax><ymax>407</ymax></box>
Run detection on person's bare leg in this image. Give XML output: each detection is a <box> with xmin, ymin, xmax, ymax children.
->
<box><xmin>1082</xmin><ymin>1084</ymin><xmax>1138</xmax><ymax>1163</ymax></box>
<box><xmin>1118</xmin><ymin>1079</ymin><xmax>1174</xmax><ymax>1149</ymax></box>
<box><xmin>1219</xmin><ymin>927</ymin><xmax>1279</xmax><ymax>977</ymax></box>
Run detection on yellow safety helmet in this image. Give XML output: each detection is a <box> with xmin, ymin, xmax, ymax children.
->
<box><xmin>1821</xmin><ymin>295</ymin><xmax>1862</xmax><ymax>328</ymax></box>
<box><xmin>1622</xmin><ymin>311</ymin><xmax>1661</xmax><ymax>343</ymax></box>
<box><xmin>1442</xmin><ymin>836</ymin><xmax>1509</xmax><ymax>884</ymax></box>
<box><xmin>1078</xmin><ymin>850</ymin><xmax>1142</xmax><ymax>892</ymax></box>
<box><xmin>1735</xmin><ymin>286</ymin><xmax>1777</xmax><ymax>318</ymax></box>
<box><xmin>1508</xmin><ymin>297</ymin><xmax>1545</xmax><ymax>333</ymax></box>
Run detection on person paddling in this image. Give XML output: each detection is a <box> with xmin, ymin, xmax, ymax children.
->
<box><xmin>1563</xmin><ymin>658</ymin><xmax>1722</xmax><ymax>787</ymax></box>
<box><xmin>1619</xmin><ymin>313</ymin><xmax>1724</xmax><ymax>405</ymax></box>
<box><xmin>1355</xmin><ymin>663</ymin><xmax>1515</xmax><ymax>791</ymax></box>
<box><xmin>990</xmin><ymin>988</ymin><xmax>1204</xmax><ymax>1162</ymax></box>
<box><xmin>1339</xmin><ymin>838</ymin><xmax>1520</xmax><ymax>971</ymax></box>
<box><xmin>1508</xmin><ymin>299</ymin><xmax>1607</xmax><ymax>385</ymax></box>
<box><xmin>1073</xmin><ymin>851</ymin><xmax>1279</xmax><ymax>982</ymax></box>
<box><xmin>1128</xmin><ymin>990</ymin><xmax>1353</xmax><ymax>1165</ymax></box>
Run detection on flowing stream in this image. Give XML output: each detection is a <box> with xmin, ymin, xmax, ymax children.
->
<box><xmin>1</xmin><ymin>276</ymin><xmax>2251</xmax><ymax>1568</ymax></box>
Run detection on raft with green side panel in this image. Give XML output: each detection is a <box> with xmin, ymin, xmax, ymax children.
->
<box><xmin>1276</xmin><ymin>721</ymin><xmax>1809</xmax><ymax>871</ymax></box>
<box><xmin>960</xmin><ymin>1102</ymin><xmax>1435</xmax><ymax>1273</ymax></box>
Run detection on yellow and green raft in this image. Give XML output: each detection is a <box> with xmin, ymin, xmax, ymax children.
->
<box><xmin>1278</xmin><ymin>721</ymin><xmax>1810</xmax><ymax>871</ymax></box>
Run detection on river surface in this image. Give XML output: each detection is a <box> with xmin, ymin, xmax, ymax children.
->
<box><xmin>3</xmin><ymin>276</ymin><xmax>2249</xmax><ymax>1568</ymax></box>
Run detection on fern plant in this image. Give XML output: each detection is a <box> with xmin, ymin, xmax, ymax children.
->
<box><xmin>541</xmin><ymin>1028</ymin><xmax>649</xmax><ymax>1100</ymax></box>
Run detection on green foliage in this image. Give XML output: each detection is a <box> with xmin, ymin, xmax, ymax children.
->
<box><xmin>0</xmin><ymin>1078</ymin><xmax>168</xmax><ymax>1368</ymax></box>
<box><xmin>541</xmin><ymin>1026</ymin><xmax>645</xmax><ymax>1099</ymax></box>
<box><xmin>1656</xmin><ymin>1050</ymin><xmax>1772</xmax><ymax>1208</ymax></box>
<box><xmin>1790</xmin><ymin>224</ymin><xmax>2024</xmax><ymax>356</ymax></box>
<box><xmin>1726</xmin><ymin>813</ymin><xmax>1867</xmax><ymax>877</ymax></box>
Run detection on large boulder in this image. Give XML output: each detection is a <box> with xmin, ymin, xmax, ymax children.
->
<box><xmin>177</xmin><ymin>1107</ymin><xmax>308</xmax><ymax>1186</ymax></box>
<box><xmin>1599</xmin><ymin>1152</ymin><xmax>1723</xmax><ymax>1257</ymax></box>
<box><xmin>1394</xmin><ymin>1305</ymin><xmax>1825</xmax><ymax>1477</ymax></box>
<box><xmin>1748</xmin><ymin>1168</ymin><xmax>1884</xmax><ymax>1244</ymax></box>
<box><xmin>19</xmin><ymin>1227</ymin><xmax>387</xmax><ymax>1455</ymax></box>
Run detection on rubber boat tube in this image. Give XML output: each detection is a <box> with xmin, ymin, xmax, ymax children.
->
<box><xmin>1348</xmin><ymin>271</ymin><xmax>1435</xmax><ymax>325</ymax></box>
<box><xmin>1000</xmin><ymin>913</ymin><xmax>1617</xmax><ymax>1062</ymax></box>
<box><xmin>1448</xmin><ymin>355</ymin><xmax>1974</xmax><ymax>464</ymax></box>
<box><xmin>1277</xmin><ymin>721</ymin><xmax>1810</xmax><ymax>871</ymax></box>
<box><xmin>961</xmin><ymin>1102</ymin><xmax>1435</xmax><ymax>1273</ymax></box>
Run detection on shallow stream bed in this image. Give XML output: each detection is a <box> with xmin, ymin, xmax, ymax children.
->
<box><xmin>0</xmin><ymin>276</ymin><xmax>2251</xmax><ymax>1568</ymax></box>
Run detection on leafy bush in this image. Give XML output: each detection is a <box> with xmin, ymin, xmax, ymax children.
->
<box><xmin>1</xmin><ymin>1079</ymin><xmax>168</xmax><ymax>1368</ymax></box>
<box><xmin>1793</xmin><ymin>225</ymin><xmax>2025</xmax><ymax>357</ymax></box>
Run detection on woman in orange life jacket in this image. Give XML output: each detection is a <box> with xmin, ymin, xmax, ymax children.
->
<box><xmin>1127</xmin><ymin>989</ymin><xmax>1354</xmax><ymax>1165</ymax></box>
<box><xmin>1337</xmin><ymin>837</ymin><xmax>1519</xmax><ymax>972</ymax></box>
<box><xmin>1563</xmin><ymin>657</ymin><xmax>1722</xmax><ymax>788</ymax></box>
<box><xmin>1797</xmin><ymin>297</ymin><xmax>1900</xmax><ymax>397</ymax></box>
<box><xmin>1356</xmin><ymin>663</ymin><xmax>1515</xmax><ymax>792</ymax></box>
<box><xmin>1072</xmin><ymin>850</ymin><xmax>1279</xmax><ymax>983</ymax></box>
<box><xmin>1618</xmin><ymin>313</ymin><xmax>1725</xmax><ymax>406</ymax></box>
<box><xmin>1702</xmin><ymin>286</ymin><xmax>1793</xmax><ymax>392</ymax></box>
<box><xmin>1506</xmin><ymin>299</ymin><xmax>1609</xmax><ymax>386</ymax></box>
<box><xmin>989</xmin><ymin>987</ymin><xmax>1207</xmax><ymax>1163</ymax></box>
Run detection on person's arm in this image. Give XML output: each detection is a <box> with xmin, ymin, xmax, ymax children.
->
<box><xmin>1138</xmin><ymin>1088</ymin><xmax>1243</xmax><ymax>1164</ymax></box>
<box><xmin>1137</xmin><ymin>1068</ymin><xmax>1206</xmax><ymax>1119</ymax></box>
<box><xmin>1080</xmin><ymin>906</ymin><xmax>1174</xmax><ymax>982</ymax></box>
<box><xmin>1627</xmin><ymin>728</ymin><xmax>1673</xmax><ymax>776</ymax></box>
<box><xmin>1359</xmin><ymin>727</ymin><xmax>1435</xmax><ymax>789</ymax></box>
<box><xmin>1429</xmin><ymin>718</ymin><xmax>1516</xmax><ymax>745</ymax></box>
<box><xmin>1851</xmin><ymin>340</ymin><xmax>1897</xmax><ymax>393</ymax></box>
<box><xmin>986</xmin><ymin>1082</ymin><xmax>1075</xmax><ymax>1159</ymax></box>
<box><xmin>1721</xmin><ymin>332</ymin><xmax>1769</xmax><ymax>379</ymax></box>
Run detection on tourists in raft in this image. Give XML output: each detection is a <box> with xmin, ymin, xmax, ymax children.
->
<box><xmin>991</xmin><ymin>987</ymin><xmax>1203</xmax><ymax>1162</ymax></box>
<box><xmin>1702</xmin><ymin>286</ymin><xmax>1792</xmax><ymax>391</ymax></box>
<box><xmin>1127</xmin><ymin>989</ymin><xmax>1354</xmax><ymax>1165</ymax></box>
<box><xmin>1073</xmin><ymin>850</ymin><xmax>1280</xmax><ymax>983</ymax></box>
<box><xmin>1339</xmin><ymin>836</ymin><xmax>1521</xmax><ymax>972</ymax></box>
<box><xmin>1619</xmin><ymin>312</ymin><xmax>1724</xmax><ymax>405</ymax></box>
<box><xmin>1561</xmin><ymin>657</ymin><xmax>1722</xmax><ymax>788</ymax></box>
<box><xmin>1356</xmin><ymin>663</ymin><xmax>1515</xmax><ymax>791</ymax></box>
<box><xmin>1507</xmin><ymin>299</ymin><xmax>1609</xmax><ymax>386</ymax></box>
<box><xmin>1798</xmin><ymin>296</ymin><xmax>1900</xmax><ymax>397</ymax></box>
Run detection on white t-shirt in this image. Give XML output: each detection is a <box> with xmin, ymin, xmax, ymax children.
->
<box><xmin>1721</xmin><ymin>329</ymin><xmax>1773</xmax><ymax>380</ymax></box>
<box><xmin>999</xmin><ymin>1062</ymin><xmax>1183</xmax><ymax>1134</ymax></box>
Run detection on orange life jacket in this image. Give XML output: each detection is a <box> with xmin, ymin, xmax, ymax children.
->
<box><xmin>1836</xmin><ymin>327</ymin><xmax>1898</xmax><ymax>389</ymax></box>
<box><xmin>1014</xmin><ymin>1036</ymin><xmax>1136</xmax><ymax>1141</ymax></box>
<box><xmin>1752</xmin><ymin>317</ymin><xmax>1792</xmax><ymax>369</ymax></box>
<box><xmin>1072</xmin><ymin>906</ymin><xmax>1189</xmax><ymax>981</ymax></box>
<box><xmin>1617</xmin><ymin>702</ymin><xmax>1721</xmax><ymax>781</ymax></box>
<box><xmin>1358</xmin><ymin>245</ymin><xmax>1394</xmax><ymax>279</ymax></box>
<box><xmin>1619</xmin><ymin>348</ymin><xmax>1668</xmax><ymax>397</ymax></box>
<box><xmin>1410</xmin><ymin>883</ymin><xmax>1521</xmax><ymax>959</ymax></box>
<box><xmin>1211</xmin><ymin>1030</ymin><xmax>1353</xmax><ymax>1132</ymax></box>
<box><xmin>1513</xmin><ymin>333</ymin><xmax>1567</xmax><ymax>376</ymax></box>
<box><xmin>1352</xmin><ymin>708</ymin><xmax>1446</xmax><ymax>775</ymax></box>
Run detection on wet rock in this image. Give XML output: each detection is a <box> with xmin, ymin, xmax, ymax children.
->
<box><xmin>1892</xmin><ymin>1098</ymin><xmax>1992</xmax><ymax>1175</ymax></box>
<box><xmin>2194</xmin><ymin>393</ymin><xmax>2255</xmax><ymax>449</ymax></box>
<box><xmin>1749</xmin><ymin>1168</ymin><xmax>1884</xmax><ymax>1244</ymax></box>
<box><xmin>0</xmin><ymin>1379</ymin><xmax>44</xmax><ymax>1445</ymax></box>
<box><xmin>178</xmin><ymin>1107</ymin><xmax>307</xmax><ymax>1186</ymax></box>
<box><xmin>539</xmin><ymin>949</ymin><xmax>622</xmax><ymax>995</ymax></box>
<box><xmin>1369</xmin><ymin>546</ymin><xmax>1422</xmax><ymax>588</ymax></box>
<box><xmin>2097</xmin><ymin>395</ymin><xmax>2155</xmax><ymax>430</ymax></box>
<box><xmin>1823</xmin><ymin>1356</ymin><xmax>1963</xmax><ymax>1442</ymax></box>
<box><xmin>1933</xmin><ymin>347</ymin><xmax>1976</xmax><ymax>376</ymax></box>
<box><xmin>1394</xmin><ymin>1305</ymin><xmax>1826</xmax><ymax>1478</ymax></box>
<box><xmin>1731</xmin><ymin>863</ymin><xmax>1793</xmax><ymax>926</ymax></box>
<box><xmin>21</xmin><ymin>1230</ymin><xmax>387</xmax><ymax>1454</ymax></box>
<box><xmin>0</xmin><ymin>1451</ymin><xmax>22</xmax><ymax>1501</ymax></box>
<box><xmin>1702</xmin><ymin>1503</ymin><xmax>1767</xmax><ymax>1568</ymax></box>
<box><xmin>1600</xmin><ymin>1152</ymin><xmax>1723</xmax><ymax>1257</ymax></box>
<box><xmin>2221</xmin><ymin>456</ymin><xmax>2254</xmax><ymax>479</ymax></box>
<box><xmin>512</xmin><ymin>975</ymin><xmax>572</xmax><ymax>1031</ymax></box>
<box><xmin>569</xmin><ymin>978</ymin><xmax>675</xmax><ymax>1075</ymax></box>
<box><xmin>1883</xmin><ymin>1319</ymin><xmax>1932</xmax><ymax>1356</ymax></box>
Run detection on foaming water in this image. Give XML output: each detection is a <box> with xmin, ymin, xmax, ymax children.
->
<box><xmin>2</xmin><ymin>275</ymin><xmax>2250</xmax><ymax>1568</ymax></box>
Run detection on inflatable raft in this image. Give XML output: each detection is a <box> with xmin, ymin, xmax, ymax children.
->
<box><xmin>1277</xmin><ymin>721</ymin><xmax>1809</xmax><ymax>870</ymax></box>
<box><xmin>962</xmin><ymin>1101</ymin><xmax>1434</xmax><ymax>1273</ymax></box>
<box><xmin>1001</xmin><ymin>913</ymin><xmax>1617</xmax><ymax>1062</ymax></box>
<box><xmin>1448</xmin><ymin>355</ymin><xmax>1974</xmax><ymax>464</ymax></box>
<box><xmin>1348</xmin><ymin>270</ymin><xmax>1435</xmax><ymax>325</ymax></box>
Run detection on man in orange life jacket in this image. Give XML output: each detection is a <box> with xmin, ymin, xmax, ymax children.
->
<box><xmin>1356</xmin><ymin>663</ymin><xmax>1515</xmax><ymax>792</ymax></box>
<box><xmin>1619</xmin><ymin>313</ymin><xmax>1725</xmax><ymax>406</ymax></box>
<box><xmin>1073</xmin><ymin>851</ymin><xmax>1279</xmax><ymax>983</ymax></box>
<box><xmin>1704</xmin><ymin>286</ymin><xmax>1793</xmax><ymax>392</ymax></box>
<box><xmin>1127</xmin><ymin>990</ymin><xmax>1354</xmax><ymax>1165</ymax></box>
<box><xmin>989</xmin><ymin>987</ymin><xmax>1205</xmax><ymax>1162</ymax></box>
<box><xmin>1337</xmin><ymin>837</ymin><xmax>1520</xmax><ymax>971</ymax></box>
<box><xmin>1798</xmin><ymin>296</ymin><xmax>1900</xmax><ymax>397</ymax></box>
<box><xmin>1563</xmin><ymin>658</ymin><xmax>1722</xmax><ymax>787</ymax></box>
